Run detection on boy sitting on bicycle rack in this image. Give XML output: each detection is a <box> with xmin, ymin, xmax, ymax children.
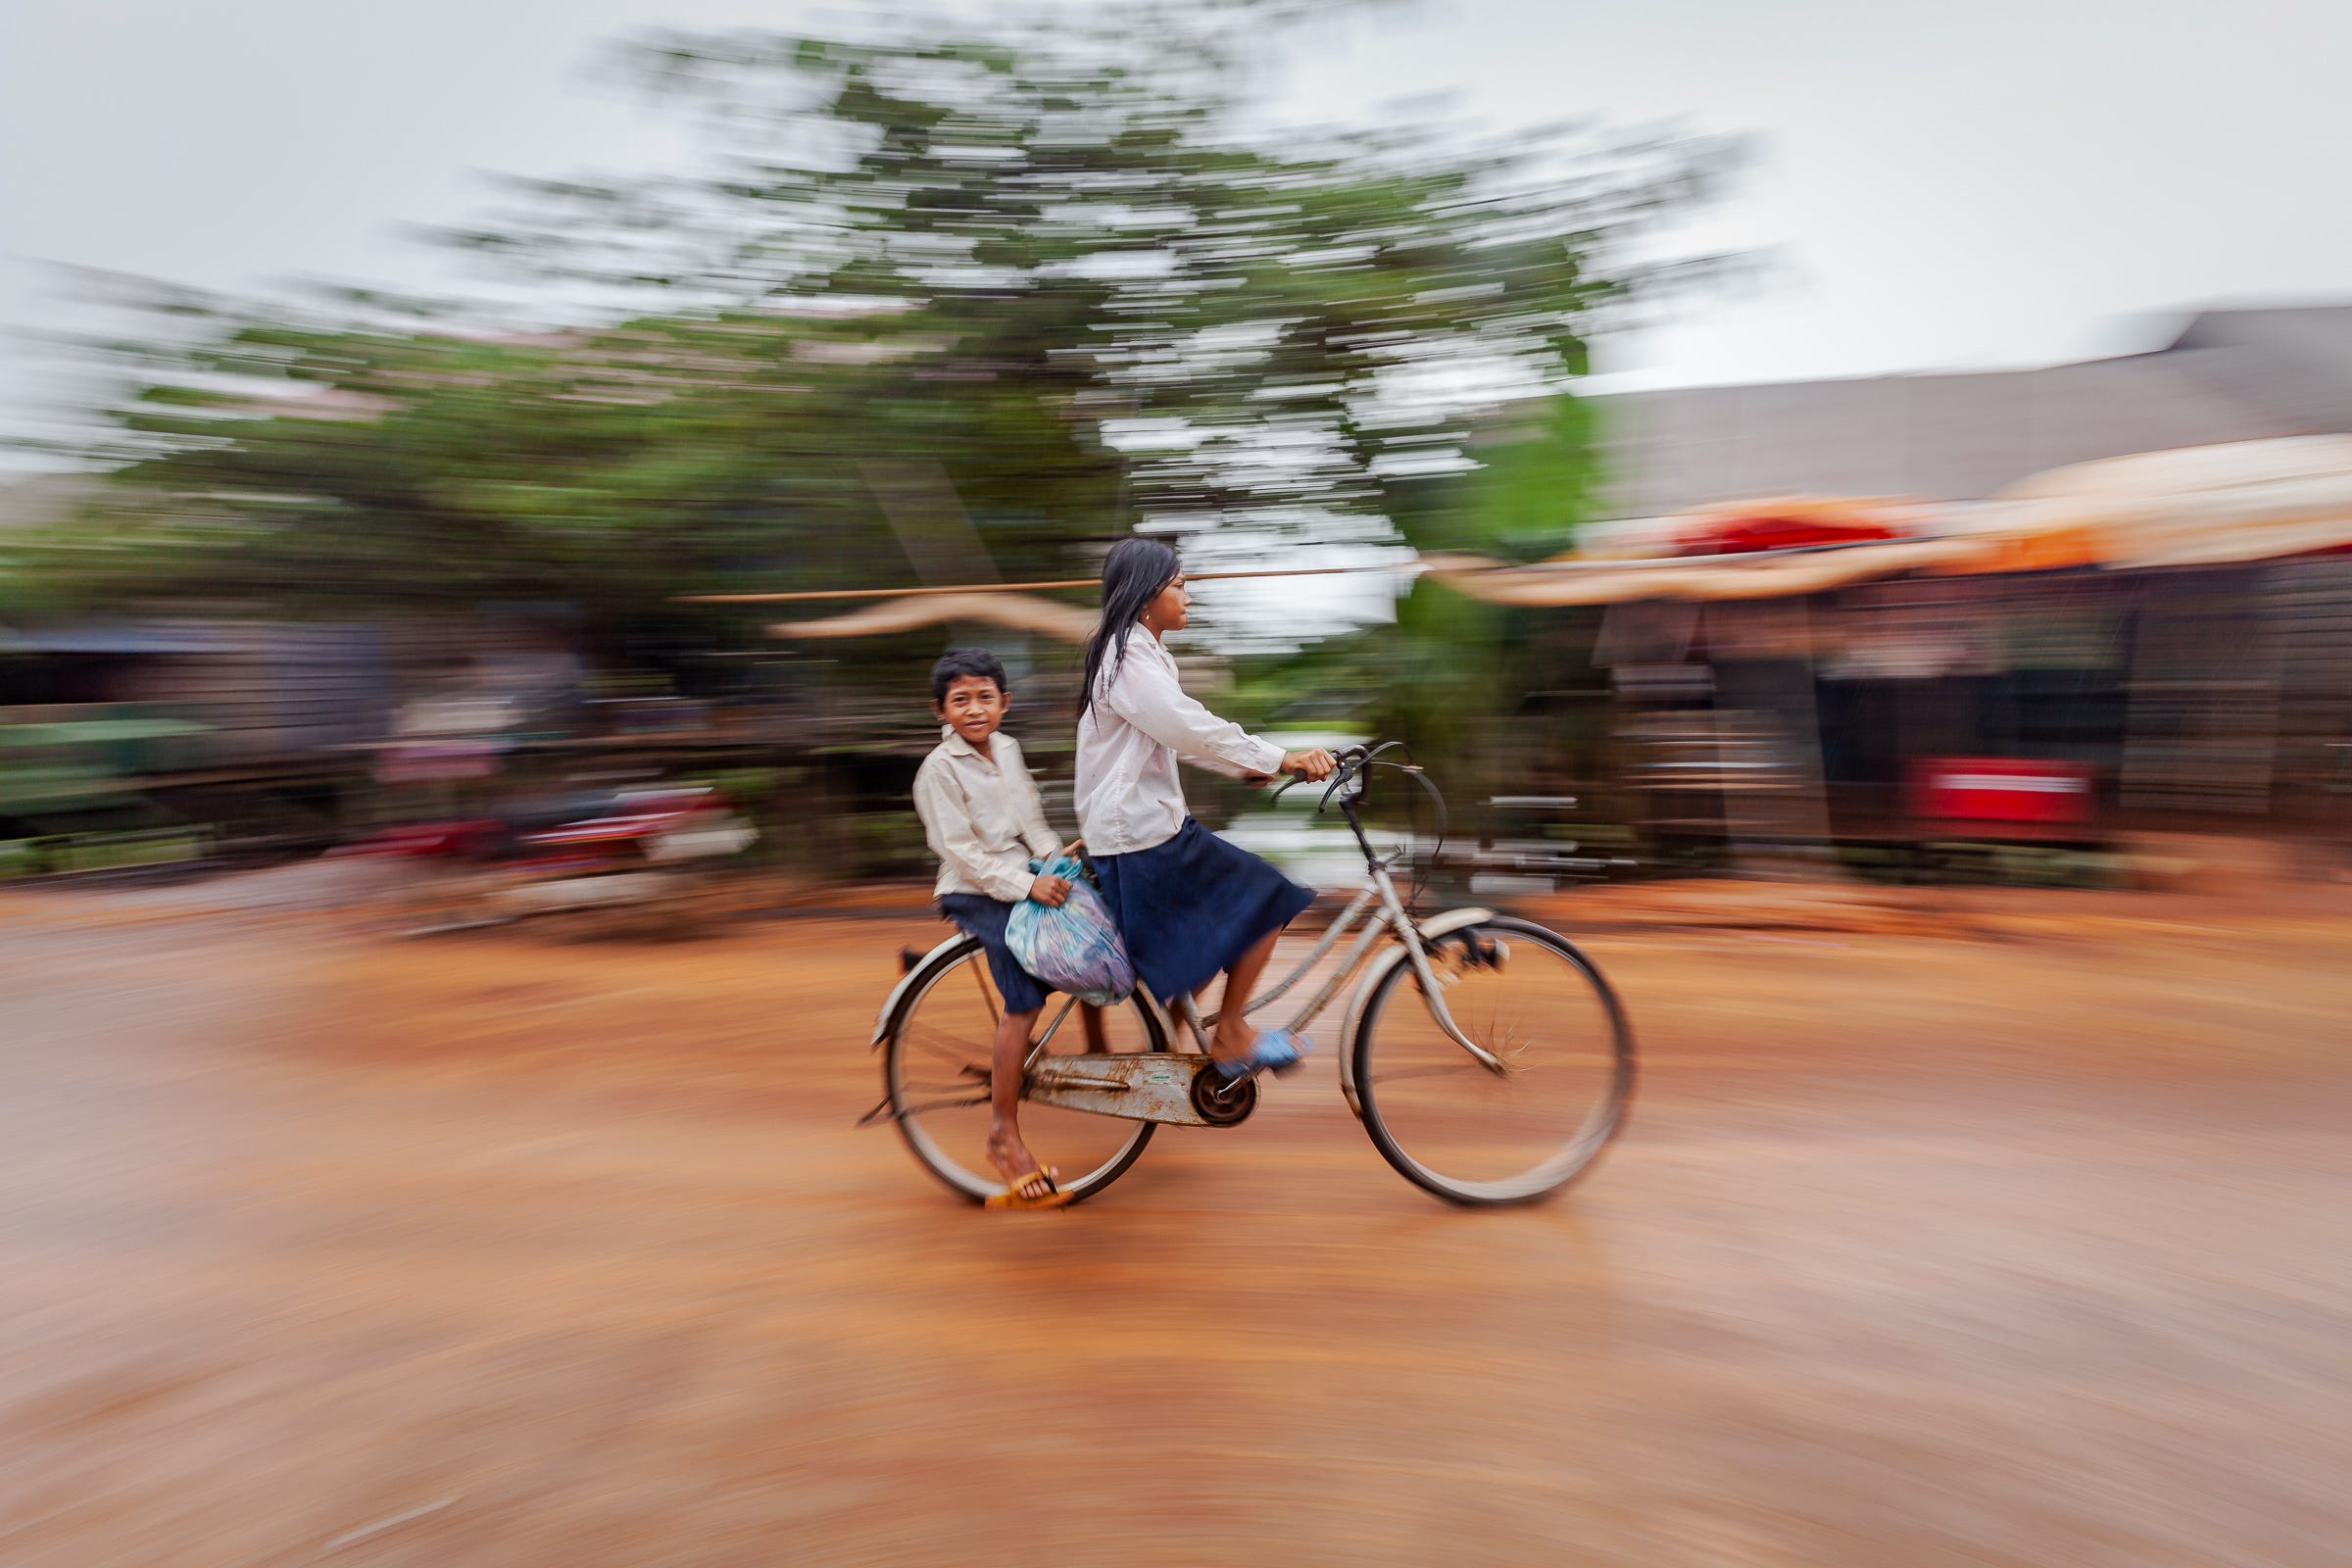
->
<box><xmin>911</xmin><ymin>648</ymin><xmax>1105</xmax><ymax>1210</ymax></box>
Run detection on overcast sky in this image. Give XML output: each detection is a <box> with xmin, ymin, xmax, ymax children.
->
<box><xmin>6</xmin><ymin>0</ymin><xmax>2352</xmax><ymax>461</ymax></box>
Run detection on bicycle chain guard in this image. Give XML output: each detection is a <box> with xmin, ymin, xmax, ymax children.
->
<box><xmin>1024</xmin><ymin>1053</ymin><xmax>1258</xmax><ymax>1128</ymax></box>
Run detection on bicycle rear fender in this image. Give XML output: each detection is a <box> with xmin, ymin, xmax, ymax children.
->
<box><xmin>1336</xmin><ymin>906</ymin><xmax>1494</xmax><ymax>1119</ymax></box>
<box><xmin>870</xmin><ymin>933</ymin><xmax>974</xmax><ymax>1047</ymax></box>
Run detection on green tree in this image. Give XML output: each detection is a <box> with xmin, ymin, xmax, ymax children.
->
<box><xmin>27</xmin><ymin>1</ymin><xmax>1740</xmax><ymax>673</ymax></box>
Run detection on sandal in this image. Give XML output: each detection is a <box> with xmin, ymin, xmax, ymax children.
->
<box><xmin>1208</xmin><ymin>1028</ymin><xmax>1313</xmax><ymax>1082</ymax></box>
<box><xmin>985</xmin><ymin>1165</ymin><xmax>1074</xmax><ymax>1210</ymax></box>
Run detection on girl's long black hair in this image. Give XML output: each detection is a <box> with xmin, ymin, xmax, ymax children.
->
<box><xmin>1080</xmin><ymin>536</ymin><xmax>1182</xmax><ymax>718</ymax></box>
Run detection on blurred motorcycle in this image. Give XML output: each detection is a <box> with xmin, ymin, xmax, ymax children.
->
<box><xmin>338</xmin><ymin>784</ymin><xmax>759</xmax><ymax>936</ymax></box>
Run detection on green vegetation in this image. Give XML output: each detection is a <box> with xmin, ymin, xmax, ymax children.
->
<box><xmin>18</xmin><ymin>2</ymin><xmax>1738</xmax><ymax>748</ymax></box>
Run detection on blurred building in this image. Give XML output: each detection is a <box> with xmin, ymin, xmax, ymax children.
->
<box><xmin>1463</xmin><ymin>305</ymin><xmax>2352</xmax><ymax>874</ymax></box>
<box><xmin>1597</xmin><ymin>305</ymin><xmax>2352</xmax><ymax>514</ymax></box>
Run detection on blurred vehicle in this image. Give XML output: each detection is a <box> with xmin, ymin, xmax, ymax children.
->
<box><xmin>1462</xmin><ymin>795</ymin><xmax>1638</xmax><ymax>899</ymax></box>
<box><xmin>337</xmin><ymin>782</ymin><xmax>758</xmax><ymax>936</ymax></box>
<box><xmin>0</xmin><ymin>714</ymin><xmax>216</xmax><ymax>878</ymax></box>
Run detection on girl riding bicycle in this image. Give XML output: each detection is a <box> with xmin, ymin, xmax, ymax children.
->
<box><xmin>1073</xmin><ymin>539</ymin><xmax>1337</xmax><ymax>1081</ymax></box>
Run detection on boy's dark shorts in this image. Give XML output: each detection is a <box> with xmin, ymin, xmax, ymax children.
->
<box><xmin>936</xmin><ymin>892</ymin><xmax>1051</xmax><ymax>1014</ymax></box>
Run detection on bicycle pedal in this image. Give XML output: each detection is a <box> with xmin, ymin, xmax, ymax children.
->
<box><xmin>898</xmin><ymin>946</ymin><xmax>925</xmax><ymax>975</ymax></box>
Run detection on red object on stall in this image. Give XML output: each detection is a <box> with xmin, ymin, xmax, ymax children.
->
<box><xmin>1906</xmin><ymin>758</ymin><xmax>2094</xmax><ymax>827</ymax></box>
<box><xmin>1691</xmin><ymin>514</ymin><xmax>1903</xmax><ymax>555</ymax></box>
<box><xmin>1665</xmin><ymin>497</ymin><xmax>1914</xmax><ymax>557</ymax></box>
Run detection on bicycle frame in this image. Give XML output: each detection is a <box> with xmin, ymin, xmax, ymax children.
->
<box><xmin>1021</xmin><ymin>780</ymin><xmax>1505</xmax><ymax>1077</ymax></box>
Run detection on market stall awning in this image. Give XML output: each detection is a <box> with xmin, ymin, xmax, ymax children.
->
<box><xmin>1992</xmin><ymin>434</ymin><xmax>2352</xmax><ymax>568</ymax></box>
<box><xmin>770</xmin><ymin>591</ymin><xmax>1099</xmax><ymax>645</ymax></box>
<box><xmin>1428</xmin><ymin>437</ymin><xmax>2352</xmax><ymax>609</ymax></box>
<box><xmin>1421</xmin><ymin>536</ymin><xmax>1995</xmax><ymax>607</ymax></box>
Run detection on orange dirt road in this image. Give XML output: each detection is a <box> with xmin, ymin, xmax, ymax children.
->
<box><xmin>4</xmin><ymin>875</ymin><xmax>2349</xmax><ymax>1566</ymax></box>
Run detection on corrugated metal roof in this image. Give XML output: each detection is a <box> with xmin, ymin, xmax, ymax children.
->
<box><xmin>1592</xmin><ymin>305</ymin><xmax>2352</xmax><ymax>516</ymax></box>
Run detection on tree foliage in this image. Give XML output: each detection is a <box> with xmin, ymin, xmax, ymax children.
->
<box><xmin>27</xmin><ymin>0</ymin><xmax>1741</xmax><ymax>669</ymax></box>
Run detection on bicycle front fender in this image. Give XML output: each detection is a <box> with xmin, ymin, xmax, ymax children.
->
<box><xmin>1336</xmin><ymin>906</ymin><xmax>1494</xmax><ymax>1119</ymax></box>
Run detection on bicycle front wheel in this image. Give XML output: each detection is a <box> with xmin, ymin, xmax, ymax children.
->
<box><xmin>1352</xmin><ymin>916</ymin><xmax>1633</xmax><ymax>1205</ymax></box>
<box><xmin>881</xmin><ymin>937</ymin><xmax>1171</xmax><ymax>1205</ymax></box>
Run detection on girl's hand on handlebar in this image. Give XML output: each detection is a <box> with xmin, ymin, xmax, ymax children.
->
<box><xmin>1028</xmin><ymin>874</ymin><xmax>1073</xmax><ymax>907</ymax></box>
<box><xmin>1282</xmin><ymin>748</ymin><xmax>1338</xmax><ymax>782</ymax></box>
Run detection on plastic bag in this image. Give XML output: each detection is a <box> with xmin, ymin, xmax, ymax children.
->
<box><xmin>1004</xmin><ymin>854</ymin><xmax>1135</xmax><ymax>1006</ymax></box>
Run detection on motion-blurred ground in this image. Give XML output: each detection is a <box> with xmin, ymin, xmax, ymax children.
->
<box><xmin>4</xmin><ymin>873</ymin><xmax>2348</xmax><ymax>1567</ymax></box>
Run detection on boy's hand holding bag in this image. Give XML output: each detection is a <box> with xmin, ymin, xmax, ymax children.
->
<box><xmin>1005</xmin><ymin>852</ymin><xmax>1136</xmax><ymax>1006</ymax></box>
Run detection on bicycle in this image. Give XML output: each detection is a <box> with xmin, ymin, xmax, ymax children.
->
<box><xmin>868</xmin><ymin>743</ymin><xmax>1634</xmax><ymax>1206</ymax></box>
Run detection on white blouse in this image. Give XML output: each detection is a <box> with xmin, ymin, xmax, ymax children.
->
<box><xmin>1073</xmin><ymin>627</ymin><xmax>1287</xmax><ymax>857</ymax></box>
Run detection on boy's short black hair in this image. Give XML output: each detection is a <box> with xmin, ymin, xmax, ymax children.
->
<box><xmin>930</xmin><ymin>648</ymin><xmax>1009</xmax><ymax>705</ymax></box>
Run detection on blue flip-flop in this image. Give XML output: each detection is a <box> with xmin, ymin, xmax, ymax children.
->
<box><xmin>1208</xmin><ymin>1028</ymin><xmax>1313</xmax><ymax>1082</ymax></box>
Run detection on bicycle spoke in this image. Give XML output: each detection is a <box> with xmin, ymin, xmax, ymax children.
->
<box><xmin>888</xmin><ymin>1092</ymin><xmax>993</xmax><ymax>1117</ymax></box>
<box><xmin>967</xmin><ymin>957</ymin><xmax>1000</xmax><ymax>1024</ymax></box>
<box><xmin>900</xmin><ymin>1066</ymin><xmax>991</xmax><ymax>1094</ymax></box>
<box><xmin>906</xmin><ymin>1042</ymin><xmax>988</xmax><ymax>1075</ymax></box>
<box><xmin>1366</xmin><ymin>1062</ymin><xmax>1490</xmax><ymax>1087</ymax></box>
<box><xmin>903</xmin><ymin>1020</ymin><xmax>991</xmax><ymax>1068</ymax></box>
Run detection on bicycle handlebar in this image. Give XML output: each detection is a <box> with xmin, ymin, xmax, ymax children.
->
<box><xmin>1267</xmin><ymin>740</ymin><xmax>1449</xmax><ymax>906</ymax></box>
<box><xmin>1269</xmin><ymin>741</ymin><xmax>1419</xmax><ymax>814</ymax></box>
<box><xmin>1260</xmin><ymin>743</ymin><xmax>1439</xmax><ymax>903</ymax></box>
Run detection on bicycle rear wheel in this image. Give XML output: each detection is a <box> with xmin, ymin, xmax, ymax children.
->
<box><xmin>880</xmin><ymin>937</ymin><xmax>1170</xmax><ymax>1205</ymax></box>
<box><xmin>1352</xmin><ymin>916</ymin><xmax>1632</xmax><ymax>1205</ymax></box>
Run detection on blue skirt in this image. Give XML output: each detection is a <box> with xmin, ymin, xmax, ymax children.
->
<box><xmin>936</xmin><ymin>893</ymin><xmax>1051</xmax><ymax>1015</ymax></box>
<box><xmin>1092</xmin><ymin>817</ymin><xmax>1314</xmax><ymax>1005</ymax></box>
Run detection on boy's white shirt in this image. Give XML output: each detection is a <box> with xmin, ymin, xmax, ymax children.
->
<box><xmin>913</xmin><ymin>727</ymin><xmax>1063</xmax><ymax>904</ymax></box>
<box><xmin>1073</xmin><ymin>626</ymin><xmax>1287</xmax><ymax>857</ymax></box>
